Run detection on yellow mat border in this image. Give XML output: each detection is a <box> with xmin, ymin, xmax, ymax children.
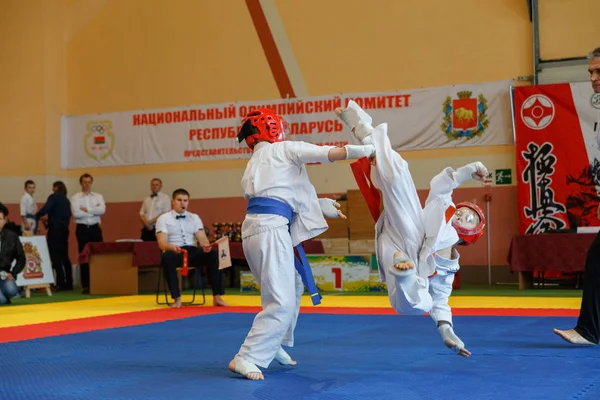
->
<box><xmin>0</xmin><ymin>295</ymin><xmax>581</xmax><ymax>329</ymax></box>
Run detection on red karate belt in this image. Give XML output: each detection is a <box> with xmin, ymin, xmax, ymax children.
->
<box><xmin>350</xmin><ymin>157</ymin><xmax>381</xmax><ymax>222</ymax></box>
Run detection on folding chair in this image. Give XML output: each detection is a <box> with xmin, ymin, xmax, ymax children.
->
<box><xmin>156</xmin><ymin>260</ymin><xmax>206</xmax><ymax>306</ymax></box>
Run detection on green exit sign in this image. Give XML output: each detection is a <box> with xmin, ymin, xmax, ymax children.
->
<box><xmin>495</xmin><ymin>169</ymin><xmax>512</xmax><ymax>185</ymax></box>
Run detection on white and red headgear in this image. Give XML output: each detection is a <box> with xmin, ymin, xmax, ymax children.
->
<box><xmin>237</xmin><ymin>108</ymin><xmax>289</xmax><ymax>150</ymax></box>
<box><xmin>452</xmin><ymin>202</ymin><xmax>485</xmax><ymax>246</ymax></box>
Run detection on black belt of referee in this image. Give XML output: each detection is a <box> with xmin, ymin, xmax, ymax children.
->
<box><xmin>76</xmin><ymin>223</ymin><xmax>100</xmax><ymax>228</ymax></box>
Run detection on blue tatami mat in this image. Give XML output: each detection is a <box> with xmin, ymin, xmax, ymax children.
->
<box><xmin>2</xmin><ymin>313</ymin><xmax>599</xmax><ymax>400</ymax></box>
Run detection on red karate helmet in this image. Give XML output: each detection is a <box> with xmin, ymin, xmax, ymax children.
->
<box><xmin>452</xmin><ymin>202</ymin><xmax>486</xmax><ymax>246</ymax></box>
<box><xmin>237</xmin><ymin>108</ymin><xmax>289</xmax><ymax>150</ymax></box>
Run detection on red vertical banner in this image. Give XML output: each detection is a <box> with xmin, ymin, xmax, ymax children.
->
<box><xmin>513</xmin><ymin>84</ymin><xmax>591</xmax><ymax>234</ymax></box>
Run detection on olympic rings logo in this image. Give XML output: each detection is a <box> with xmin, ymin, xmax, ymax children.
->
<box><xmin>91</xmin><ymin>125</ymin><xmax>105</xmax><ymax>133</ymax></box>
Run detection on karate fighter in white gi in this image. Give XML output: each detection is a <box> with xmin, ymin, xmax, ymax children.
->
<box><xmin>20</xmin><ymin>180</ymin><xmax>38</xmax><ymax>235</ymax></box>
<box><xmin>337</xmin><ymin>101</ymin><xmax>488</xmax><ymax>357</ymax></box>
<box><xmin>229</xmin><ymin>108</ymin><xmax>376</xmax><ymax>380</ymax></box>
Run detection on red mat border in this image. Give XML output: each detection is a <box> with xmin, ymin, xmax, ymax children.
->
<box><xmin>0</xmin><ymin>306</ymin><xmax>579</xmax><ymax>344</ymax></box>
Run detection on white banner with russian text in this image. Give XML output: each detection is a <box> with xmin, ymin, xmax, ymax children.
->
<box><xmin>61</xmin><ymin>80</ymin><xmax>513</xmax><ymax>169</ymax></box>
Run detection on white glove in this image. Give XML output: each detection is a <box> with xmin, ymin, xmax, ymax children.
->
<box><xmin>345</xmin><ymin>144</ymin><xmax>375</xmax><ymax>160</ymax></box>
<box><xmin>319</xmin><ymin>198</ymin><xmax>342</xmax><ymax>219</ymax></box>
<box><xmin>452</xmin><ymin>162</ymin><xmax>488</xmax><ymax>185</ymax></box>
<box><xmin>337</xmin><ymin>100</ymin><xmax>374</xmax><ymax>143</ymax></box>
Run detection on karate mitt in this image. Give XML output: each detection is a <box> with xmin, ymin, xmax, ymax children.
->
<box><xmin>319</xmin><ymin>198</ymin><xmax>343</xmax><ymax>219</ymax></box>
<box><xmin>452</xmin><ymin>162</ymin><xmax>488</xmax><ymax>185</ymax></box>
<box><xmin>345</xmin><ymin>144</ymin><xmax>375</xmax><ymax>160</ymax></box>
<box><xmin>344</xmin><ymin>144</ymin><xmax>375</xmax><ymax>160</ymax></box>
<box><xmin>337</xmin><ymin>100</ymin><xmax>374</xmax><ymax>144</ymax></box>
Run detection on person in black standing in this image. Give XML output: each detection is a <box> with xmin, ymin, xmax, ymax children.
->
<box><xmin>36</xmin><ymin>181</ymin><xmax>73</xmax><ymax>291</ymax></box>
<box><xmin>554</xmin><ymin>47</ymin><xmax>600</xmax><ymax>346</ymax></box>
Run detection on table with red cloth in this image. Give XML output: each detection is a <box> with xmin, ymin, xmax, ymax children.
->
<box><xmin>507</xmin><ymin>232</ymin><xmax>596</xmax><ymax>289</ymax></box>
<box><xmin>79</xmin><ymin>240</ymin><xmax>324</xmax><ymax>295</ymax></box>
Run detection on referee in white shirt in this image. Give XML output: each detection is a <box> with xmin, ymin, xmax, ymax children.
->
<box><xmin>71</xmin><ymin>173</ymin><xmax>106</xmax><ymax>294</ymax></box>
<box><xmin>139</xmin><ymin>178</ymin><xmax>170</xmax><ymax>241</ymax></box>
<box><xmin>156</xmin><ymin>188</ymin><xmax>227</xmax><ymax>308</ymax></box>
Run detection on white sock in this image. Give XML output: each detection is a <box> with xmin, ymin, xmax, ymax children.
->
<box><xmin>273</xmin><ymin>347</ymin><xmax>294</xmax><ymax>365</ymax></box>
<box><xmin>438</xmin><ymin>324</ymin><xmax>465</xmax><ymax>353</ymax></box>
<box><xmin>229</xmin><ymin>355</ymin><xmax>262</xmax><ymax>378</ymax></box>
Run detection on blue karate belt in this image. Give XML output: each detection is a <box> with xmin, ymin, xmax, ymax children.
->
<box><xmin>247</xmin><ymin>197</ymin><xmax>322</xmax><ymax>306</ymax></box>
<box><xmin>26</xmin><ymin>213</ymin><xmax>36</xmax><ymax>219</ymax></box>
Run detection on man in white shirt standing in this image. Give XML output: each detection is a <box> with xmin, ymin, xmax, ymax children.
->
<box><xmin>139</xmin><ymin>178</ymin><xmax>171</xmax><ymax>241</ymax></box>
<box><xmin>20</xmin><ymin>180</ymin><xmax>37</xmax><ymax>236</ymax></box>
<box><xmin>71</xmin><ymin>173</ymin><xmax>106</xmax><ymax>294</ymax></box>
<box><xmin>155</xmin><ymin>188</ymin><xmax>227</xmax><ymax>308</ymax></box>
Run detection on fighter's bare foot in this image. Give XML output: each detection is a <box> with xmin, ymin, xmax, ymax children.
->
<box><xmin>388</xmin><ymin>251</ymin><xmax>416</xmax><ymax>278</ymax></box>
<box><xmin>170</xmin><ymin>298</ymin><xmax>182</xmax><ymax>308</ymax></box>
<box><xmin>553</xmin><ymin>328</ymin><xmax>596</xmax><ymax>346</ymax></box>
<box><xmin>274</xmin><ymin>347</ymin><xmax>297</xmax><ymax>366</ymax></box>
<box><xmin>394</xmin><ymin>262</ymin><xmax>414</xmax><ymax>271</ymax></box>
<box><xmin>439</xmin><ymin>323</ymin><xmax>470</xmax><ymax>357</ymax></box>
<box><xmin>444</xmin><ymin>339</ymin><xmax>471</xmax><ymax>357</ymax></box>
<box><xmin>393</xmin><ymin>252</ymin><xmax>414</xmax><ymax>271</ymax></box>
<box><xmin>213</xmin><ymin>295</ymin><xmax>229</xmax><ymax>307</ymax></box>
<box><xmin>229</xmin><ymin>356</ymin><xmax>264</xmax><ymax>380</ymax></box>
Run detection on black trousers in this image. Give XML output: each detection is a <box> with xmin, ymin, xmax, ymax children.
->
<box><xmin>76</xmin><ymin>224</ymin><xmax>103</xmax><ymax>289</ymax></box>
<box><xmin>161</xmin><ymin>246</ymin><xmax>224</xmax><ymax>299</ymax></box>
<box><xmin>141</xmin><ymin>227</ymin><xmax>157</xmax><ymax>242</ymax></box>
<box><xmin>575</xmin><ymin>231</ymin><xmax>600</xmax><ymax>344</ymax></box>
<box><xmin>47</xmin><ymin>223</ymin><xmax>72</xmax><ymax>289</ymax></box>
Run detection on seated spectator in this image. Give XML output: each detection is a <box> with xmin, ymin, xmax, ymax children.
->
<box><xmin>155</xmin><ymin>189</ymin><xmax>228</xmax><ymax>308</ymax></box>
<box><xmin>0</xmin><ymin>203</ymin><xmax>25</xmax><ymax>305</ymax></box>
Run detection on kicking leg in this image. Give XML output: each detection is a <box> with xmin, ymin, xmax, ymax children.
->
<box><xmin>337</xmin><ymin>102</ymin><xmax>425</xmax><ymax>273</ymax></box>
<box><xmin>369</xmin><ymin>125</ymin><xmax>425</xmax><ymax>259</ymax></box>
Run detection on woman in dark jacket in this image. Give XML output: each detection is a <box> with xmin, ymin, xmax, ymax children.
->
<box><xmin>36</xmin><ymin>181</ymin><xmax>73</xmax><ymax>291</ymax></box>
